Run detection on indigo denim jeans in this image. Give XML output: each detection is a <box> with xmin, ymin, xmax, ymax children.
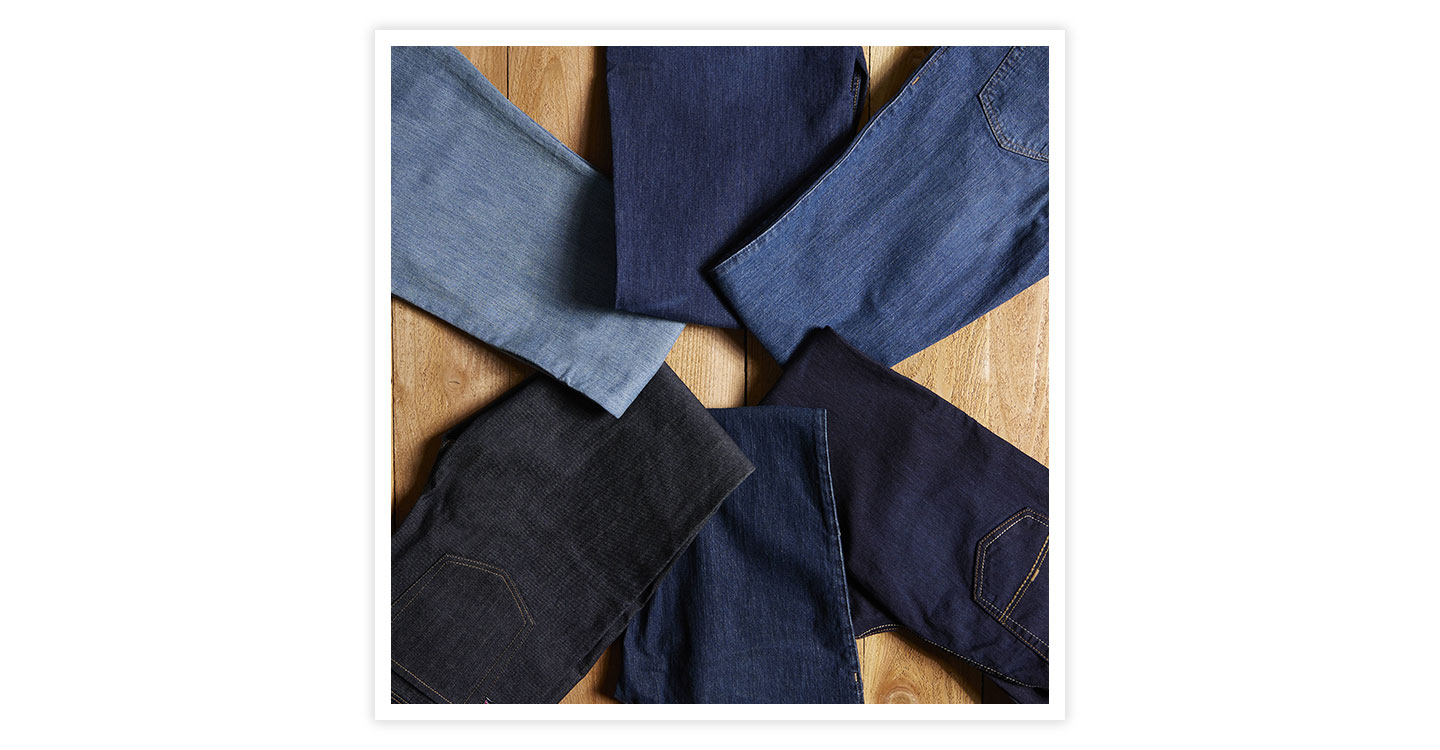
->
<box><xmin>616</xmin><ymin>407</ymin><xmax>863</xmax><ymax>704</ymax></box>
<box><xmin>761</xmin><ymin>328</ymin><xmax>1050</xmax><ymax>703</ymax></box>
<box><xmin>713</xmin><ymin>46</ymin><xmax>1049</xmax><ymax>366</ymax></box>
<box><xmin>606</xmin><ymin>46</ymin><xmax>867</xmax><ymax>327</ymax></box>
<box><xmin>391</xmin><ymin>366</ymin><xmax>754</xmax><ymax>704</ymax></box>
<box><xmin>391</xmin><ymin>45</ymin><xmax>683</xmax><ymax>417</ymax></box>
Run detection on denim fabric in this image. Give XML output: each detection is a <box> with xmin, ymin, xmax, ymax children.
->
<box><xmin>391</xmin><ymin>365</ymin><xmax>755</xmax><ymax>704</ymax></box>
<box><xmin>615</xmin><ymin>407</ymin><xmax>863</xmax><ymax>704</ymax></box>
<box><xmin>761</xmin><ymin>328</ymin><xmax>1049</xmax><ymax>702</ymax></box>
<box><xmin>606</xmin><ymin>46</ymin><xmax>868</xmax><ymax>327</ymax></box>
<box><xmin>391</xmin><ymin>45</ymin><xmax>683</xmax><ymax>417</ymax></box>
<box><xmin>712</xmin><ymin>46</ymin><xmax>1049</xmax><ymax>366</ymax></box>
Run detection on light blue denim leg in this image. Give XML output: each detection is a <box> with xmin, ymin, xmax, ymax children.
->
<box><xmin>391</xmin><ymin>45</ymin><xmax>682</xmax><ymax>416</ymax></box>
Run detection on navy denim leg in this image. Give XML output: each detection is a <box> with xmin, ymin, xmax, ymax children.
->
<box><xmin>615</xmin><ymin>406</ymin><xmax>864</xmax><ymax>703</ymax></box>
<box><xmin>391</xmin><ymin>366</ymin><xmax>754</xmax><ymax>704</ymax></box>
<box><xmin>391</xmin><ymin>45</ymin><xmax>683</xmax><ymax>417</ymax></box>
<box><xmin>606</xmin><ymin>46</ymin><xmax>868</xmax><ymax>327</ymax></box>
<box><xmin>760</xmin><ymin>328</ymin><xmax>1049</xmax><ymax>702</ymax></box>
<box><xmin>712</xmin><ymin>46</ymin><xmax>1049</xmax><ymax>366</ymax></box>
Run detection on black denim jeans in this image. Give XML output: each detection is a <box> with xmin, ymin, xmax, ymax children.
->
<box><xmin>391</xmin><ymin>365</ymin><xmax>754</xmax><ymax>704</ymax></box>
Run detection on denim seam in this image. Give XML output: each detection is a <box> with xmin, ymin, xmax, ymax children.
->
<box><xmin>391</xmin><ymin>658</ymin><xmax>454</xmax><ymax>703</ymax></box>
<box><xmin>978</xmin><ymin>47</ymin><xmax>1049</xmax><ymax>163</ymax></box>
<box><xmin>392</xmin><ymin>555</ymin><xmax>528</xmax><ymax>623</ymax></box>
<box><xmin>391</xmin><ymin>555</ymin><xmax>537</xmax><ymax>704</ymax></box>
<box><xmin>390</xmin><ymin>691</ymin><xmax>407</xmax><ymax>704</ymax></box>
<box><xmin>856</xmin><ymin>623</ymin><xmax>902</xmax><ymax>638</ymax></box>
<box><xmin>979</xmin><ymin>597</ymin><xmax>1049</xmax><ymax>652</ymax></box>
<box><xmin>814</xmin><ymin>409</ymin><xmax>866</xmax><ymax>702</ymax></box>
<box><xmin>974</xmin><ymin>509</ymin><xmax>1050</xmax><ymax>659</ymax></box>
<box><xmin>976</xmin><ymin>511</ymin><xmax>1047</xmax><ymax>601</ymax></box>
<box><xmin>710</xmin><ymin>47</ymin><xmax>950</xmax><ymax>279</ymax></box>
<box><xmin>1001</xmin><ymin>538</ymin><xmax>1049</xmax><ymax>620</ymax></box>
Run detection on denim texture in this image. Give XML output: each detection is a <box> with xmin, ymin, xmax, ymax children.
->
<box><xmin>761</xmin><ymin>328</ymin><xmax>1049</xmax><ymax>702</ymax></box>
<box><xmin>712</xmin><ymin>46</ymin><xmax>1049</xmax><ymax>366</ymax></box>
<box><xmin>391</xmin><ymin>45</ymin><xmax>683</xmax><ymax>417</ymax></box>
<box><xmin>391</xmin><ymin>365</ymin><xmax>755</xmax><ymax>704</ymax></box>
<box><xmin>615</xmin><ymin>407</ymin><xmax>863</xmax><ymax>704</ymax></box>
<box><xmin>606</xmin><ymin>46</ymin><xmax>868</xmax><ymax>327</ymax></box>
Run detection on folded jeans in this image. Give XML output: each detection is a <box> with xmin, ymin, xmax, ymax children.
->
<box><xmin>391</xmin><ymin>365</ymin><xmax>755</xmax><ymax>704</ymax></box>
<box><xmin>760</xmin><ymin>327</ymin><xmax>1050</xmax><ymax>702</ymax></box>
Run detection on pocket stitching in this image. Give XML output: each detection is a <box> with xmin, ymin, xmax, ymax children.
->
<box><xmin>974</xmin><ymin>509</ymin><xmax>1050</xmax><ymax>659</ymax></box>
<box><xmin>391</xmin><ymin>555</ymin><xmax>536</xmax><ymax>703</ymax></box>
<box><xmin>1000</xmin><ymin>537</ymin><xmax>1049</xmax><ymax>620</ymax></box>
<box><xmin>978</xmin><ymin>47</ymin><xmax>1049</xmax><ymax>163</ymax></box>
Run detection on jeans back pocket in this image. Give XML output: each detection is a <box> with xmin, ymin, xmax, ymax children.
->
<box><xmin>391</xmin><ymin>554</ymin><xmax>534</xmax><ymax>703</ymax></box>
<box><xmin>973</xmin><ymin>509</ymin><xmax>1049</xmax><ymax>660</ymax></box>
<box><xmin>978</xmin><ymin>46</ymin><xmax>1049</xmax><ymax>162</ymax></box>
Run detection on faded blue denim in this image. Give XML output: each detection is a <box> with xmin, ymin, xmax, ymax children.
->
<box><xmin>391</xmin><ymin>45</ymin><xmax>683</xmax><ymax>417</ymax></box>
<box><xmin>711</xmin><ymin>46</ymin><xmax>1049</xmax><ymax>366</ymax></box>
<box><xmin>616</xmin><ymin>407</ymin><xmax>863</xmax><ymax>704</ymax></box>
<box><xmin>606</xmin><ymin>46</ymin><xmax>867</xmax><ymax>327</ymax></box>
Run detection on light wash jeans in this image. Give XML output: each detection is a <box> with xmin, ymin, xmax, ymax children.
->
<box><xmin>391</xmin><ymin>46</ymin><xmax>682</xmax><ymax>417</ymax></box>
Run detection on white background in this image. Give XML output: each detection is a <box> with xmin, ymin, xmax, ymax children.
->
<box><xmin>2</xmin><ymin>1</ymin><xmax>1436</xmax><ymax>747</ymax></box>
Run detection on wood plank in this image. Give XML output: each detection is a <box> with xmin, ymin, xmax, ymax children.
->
<box><xmin>668</xmin><ymin>325</ymin><xmax>747</xmax><ymax>408</ymax></box>
<box><xmin>859</xmin><ymin>631</ymin><xmax>980</xmax><ymax>704</ymax></box>
<box><xmin>893</xmin><ymin>280</ymin><xmax>1050</xmax><ymax>465</ymax></box>
<box><xmin>507</xmin><ymin>46</ymin><xmax>612</xmax><ymax>175</ymax></box>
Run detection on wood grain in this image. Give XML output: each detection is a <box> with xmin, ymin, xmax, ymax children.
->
<box><xmin>391</xmin><ymin>45</ymin><xmax>1049</xmax><ymax>706</ymax></box>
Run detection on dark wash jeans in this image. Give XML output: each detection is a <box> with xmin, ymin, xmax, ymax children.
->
<box><xmin>606</xmin><ymin>46</ymin><xmax>868</xmax><ymax>327</ymax></box>
<box><xmin>713</xmin><ymin>46</ymin><xmax>1049</xmax><ymax>366</ymax></box>
<box><xmin>616</xmin><ymin>407</ymin><xmax>863</xmax><ymax>704</ymax></box>
<box><xmin>391</xmin><ymin>366</ymin><xmax>754</xmax><ymax>704</ymax></box>
<box><xmin>761</xmin><ymin>328</ymin><xmax>1050</xmax><ymax>703</ymax></box>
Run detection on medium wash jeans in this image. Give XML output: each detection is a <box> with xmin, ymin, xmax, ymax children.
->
<box><xmin>712</xmin><ymin>46</ymin><xmax>1049</xmax><ymax>366</ymax></box>
<box><xmin>391</xmin><ymin>366</ymin><xmax>754</xmax><ymax>704</ymax></box>
<box><xmin>615</xmin><ymin>407</ymin><xmax>863</xmax><ymax>704</ymax></box>
<box><xmin>761</xmin><ymin>328</ymin><xmax>1050</xmax><ymax>703</ymax></box>
<box><xmin>606</xmin><ymin>46</ymin><xmax>867</xmax><ymax>327</ymax></box>
<box><xmin>391</xmin><ymin>45</ymin><xmax>683</xmax><ymax>417</ymax></box>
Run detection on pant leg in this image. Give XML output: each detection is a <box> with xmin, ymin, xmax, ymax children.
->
<box><xmin>390</xmin><ymin>45</ymin><xmax>683</xmax><ymax>417</ymax></box>
<box><xmin>712</xmin><ymin>46</ymin><xmax>1050</xmax><ymax>367</ymax></box>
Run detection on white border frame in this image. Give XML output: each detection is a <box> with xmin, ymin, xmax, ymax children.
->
<box><xmin>375</xmin><ymin>29</ymin><xmax>1066</xmax><ymax>720</ymax></box>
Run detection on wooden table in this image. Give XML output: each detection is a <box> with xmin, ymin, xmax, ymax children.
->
<box><xmin>391</xmin><ymin>45</ymin><xmax>1050</xmax><ymax>704</ymax></box>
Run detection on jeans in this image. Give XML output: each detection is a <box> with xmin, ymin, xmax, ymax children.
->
<box><xmin>391</xmin><ymin>45</ymin><xmax>683</xmax><ymax>417</ymax></box>
<box><xmin>615</xmin><ymin>407</ymin><xmax>863</xmax><ymax>704</ymax></box>
<box><xmin>391</xmin><ymin>365</ymin><xmax>755</xmax><ymax>704</ymax></box>
<box><xmin>712</xmin><ymin>46</ymin><xmax>1049</xmax><ymax>366</ymax></box>
<box><xmin>760</xmin><ymin>328</ymin><xmax>1049</xmax><ymax>702</ymax></box>
<box><xmin>606</xmin><ymin>46</ymin><xmax>868</xmax><ymax>327</ymax></box>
